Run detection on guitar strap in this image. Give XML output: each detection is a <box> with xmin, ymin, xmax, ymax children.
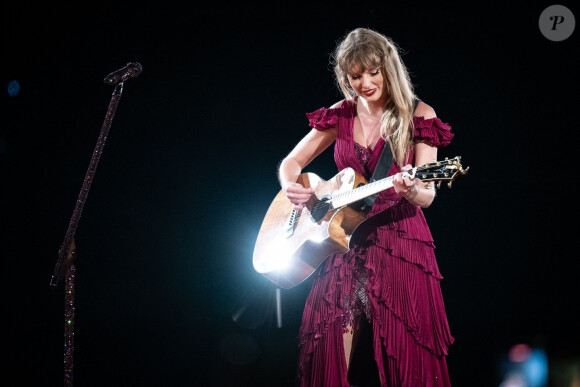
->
<box><xmin>357</xmin><ymin>98</ymin><xmax>420</xmax><ymax>211</ymax></box>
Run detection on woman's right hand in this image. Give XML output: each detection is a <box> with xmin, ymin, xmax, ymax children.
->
<box><xmin>284</xmin><ymin>183</ymin><xmax>315</xmax><ymax>210</ymax></box>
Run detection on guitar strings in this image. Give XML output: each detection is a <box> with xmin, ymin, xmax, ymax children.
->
<box><xmin>291</xmin><ymin>181</ymin><xmax>378</xmax><ymax>223</ymax></box>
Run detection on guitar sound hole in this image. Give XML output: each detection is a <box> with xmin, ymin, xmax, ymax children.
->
<box><xmin>310</xmin><ymin>198</ymin><xmax>331</xmax><ymax>222</ymax></box>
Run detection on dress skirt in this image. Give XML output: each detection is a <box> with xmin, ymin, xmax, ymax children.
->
<box><xmin>296</xmin><ymin>199</ymin><xmax>454</xmax><ymax>387</ymax></box>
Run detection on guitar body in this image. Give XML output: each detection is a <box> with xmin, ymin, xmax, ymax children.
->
<box><xmin>253</xmin><ymin>168</ymin><xmax>369</xmax><ymax>289</ymax></box>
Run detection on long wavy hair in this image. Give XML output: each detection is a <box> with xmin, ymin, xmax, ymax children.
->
<box><xmin>332</xmin><ymin>28</ymin><xmax>416</xmax><ymax>166</ymax></box>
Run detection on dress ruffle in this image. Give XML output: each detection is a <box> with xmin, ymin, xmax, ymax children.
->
<box><xmin>413</xmin><ymin>116</ymin><xmax>454</xmax><ymax>147</ymax></box>
<box><xmin>362</xmin><ymin>205</ymin><xmax>442</xmax><ymax>279</ymax></box>
<box><xmin>306</xmin><ymin>106</ymin><xmax>339</xmax><ymax>131</ymax></box>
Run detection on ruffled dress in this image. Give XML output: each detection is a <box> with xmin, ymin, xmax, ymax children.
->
<box><xmin>297</xmin><ymin>98</ymin><xmax>455</xmax><ymax>387</ymax></box>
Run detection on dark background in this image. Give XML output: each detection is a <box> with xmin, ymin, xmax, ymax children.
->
<box><xmin>2</xmin><ymin>1</ymin><xmax>578</xmax><ymax>386</ymax></box>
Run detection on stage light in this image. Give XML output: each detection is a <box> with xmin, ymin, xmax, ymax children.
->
<box><xmin>6</xmin><ymin>80</ymin><xmax>20</xmax><ymax>97</ymax></box>
<box><xmin>253</xmin><ymin>238</ymin><xmax>293</xmax><ymax>273</ymax></box>
<box><xmin>509</xmin><ymin>343</ymin><xmax>532</xmax><ymax>363</ymax></box>
<box><xmin>500</xmin><ymin>343</ymin><xmax>548</xmax><ymax>387</ymax></box>
<box><xmin>525</xmin><ymin>349</ymin><xmax>548</xmax><ymax>387</ymax></box>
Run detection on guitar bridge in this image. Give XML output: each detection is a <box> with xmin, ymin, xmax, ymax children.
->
<box><xmin>286</xmin><ymin>209</ymin><xmax>299</xmax><ymax>238</ymax></box>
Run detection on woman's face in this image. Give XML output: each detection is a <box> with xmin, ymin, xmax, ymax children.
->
<box><xmin>347</xmin><ymin>64</ymin><xmax>387</xmax><ymax>105</ymax></box>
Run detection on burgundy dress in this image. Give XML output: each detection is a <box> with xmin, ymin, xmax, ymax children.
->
<box><xmin>297</xmin><ymin>98</ymin><xmax>455</xmax><ymax>387</ymax></box>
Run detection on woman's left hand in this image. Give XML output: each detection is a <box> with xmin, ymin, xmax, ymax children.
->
<box><xmin>392</xmin><ymin>164</ymin><xmax>418</xmax><ymax>198</ymax></box>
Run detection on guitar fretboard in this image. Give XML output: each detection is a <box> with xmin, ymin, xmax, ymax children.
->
<box><xmin>331</xmin><ymin>175</ymin><xmax>396</xmax><ymax>208</ymax></box>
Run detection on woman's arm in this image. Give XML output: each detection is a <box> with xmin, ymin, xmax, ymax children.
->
<box><xmin>278</xmin><ymin>127</ymin><xmax>337</xmax><ymax>209</ymax></box>
<box><xmin>392</xmin><ymin>101</ymin><xmax>438</xmax><ymax>208</ymax></box>
<box><xmin>395</xmin><ymin>141</ymin><xmax>438</xmax><ymax>208</ymax></box>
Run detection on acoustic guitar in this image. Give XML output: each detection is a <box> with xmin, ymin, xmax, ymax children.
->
<box><xmin>252</xmin><ymin>156</ymin><xmax>469</xmax><ymax>289</ymax></box>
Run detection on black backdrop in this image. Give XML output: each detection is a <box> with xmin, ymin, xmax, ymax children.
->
<box><xmin>2</xmin><ymin>2</ymin><xmax>578</xmax><ymax>386</ymax></box>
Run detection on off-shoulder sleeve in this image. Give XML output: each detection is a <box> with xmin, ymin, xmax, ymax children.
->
<box><xmin>306</xmin><ymin>107</ymin><xmax>339</xmax><ymax>131</ymax></box>
<box><xmin>413</xmin><ymin>116</ymin><xmax>454</xmax><ymax>147</ymax></box>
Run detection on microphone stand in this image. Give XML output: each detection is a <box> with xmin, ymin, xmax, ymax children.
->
<box><xmin>49</xmin><ymin>62</ymin><xmax>142</xmax><ymax>387</ymax></box>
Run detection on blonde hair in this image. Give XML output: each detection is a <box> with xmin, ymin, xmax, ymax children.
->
<box><xmin>332</xmin><ymin>28</ymin><xmax>416</xmax><ymax>166</ymax></box>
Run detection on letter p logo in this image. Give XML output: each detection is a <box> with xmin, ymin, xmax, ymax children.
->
<box><xmin>550</xmin><ymin>15</ymin><xmax>565</xmax><ymax>30</ymax></box>
<box><xmin>540</xmin><ymin>5</ymin><xmax>575</xmax><ymax>41</ymax></box>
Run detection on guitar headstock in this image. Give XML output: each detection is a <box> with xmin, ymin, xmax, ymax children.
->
<box><xmin>412</xmin><ymin>156</ymin><xmax>469</xmax><ymax>189</ymax></box>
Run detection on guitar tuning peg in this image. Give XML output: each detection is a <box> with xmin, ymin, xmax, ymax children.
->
<box><xmin>436</xmin><ymin>181</ymin><xmax>442</xmax><ymax>189</ymax></box>
<box><xmin>447</xmin><ymin>182</ymin><xmax>453</xmax><ymax>189</ymax></box>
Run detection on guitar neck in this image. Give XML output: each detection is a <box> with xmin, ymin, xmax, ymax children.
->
<box><xmin>331</xmin><ymin>175</ymin><xmax>395</xmax><ymax>208</ymax></box>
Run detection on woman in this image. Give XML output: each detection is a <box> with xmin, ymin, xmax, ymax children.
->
<box><xmin>278</xmin><ymin>28</ymin><xmax>455</xmax><ymax>386</ymax></box>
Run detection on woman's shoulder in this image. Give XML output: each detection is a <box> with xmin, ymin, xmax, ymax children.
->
<box><xmin>413</xmin><ymin>100</ymin><xmax>437</xmax><ymax>119</ymax></box>
<box><xmin>330</xmin><ymin>98</ymin><xmax>352</xmax><ymax>109</ymax></box>
<box><xmin>307</xmin><ymin>98</ymin><xmax>350</xmax><ymax>114</ymax></box>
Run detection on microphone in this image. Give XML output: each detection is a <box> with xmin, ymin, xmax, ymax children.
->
<box><xmin>103</xmin><ymin>62</ymin><xmax>142</xmax><ymax>85</ymax></box>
